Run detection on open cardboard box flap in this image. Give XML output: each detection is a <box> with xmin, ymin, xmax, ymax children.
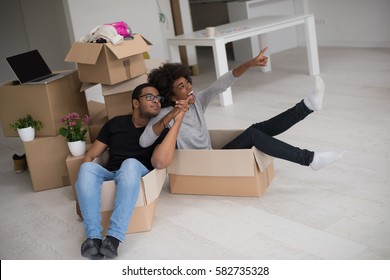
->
<box><xmin>141</xmin><ymin>168</ymin><xmax>167</xmax><ymax>204</ymax></box>
<box><xmin>251</xmin><ymin>147</ymin><xmax>273</xmax><ymax>172</ymax></box>
<box><xmin>65</xmin><ymin>42</ymin><xmax>103</xmax><ymax>65</ymax></box>
<box><xmin>105</xmin><ymin>34</ymin><xmax>150</xmax><ymax>59</ymax></box>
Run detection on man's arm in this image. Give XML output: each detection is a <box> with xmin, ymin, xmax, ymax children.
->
<box><xmin>82</xmin><ymin>140</ymin><xmax>108</xmax><ymax>163</ymax></box>
<box><xmin>151</xmin><ymin>111</ymin><xmax>184</xmax><ymax>169</ymax></box>
<box><xmin>232</xmin><ymin>47</ymin><xmax>268</xmax><ymax>78</ymax></box>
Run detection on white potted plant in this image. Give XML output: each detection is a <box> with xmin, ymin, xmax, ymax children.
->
<box><xmin>10</xmin><ymin>114</ymin><xmax>43</xmax><ymax>142</ymax></box>
<box><xmin>59</xmin><ymin>112</ymin><xmax>89</xmax><ymax>157</ymax></box>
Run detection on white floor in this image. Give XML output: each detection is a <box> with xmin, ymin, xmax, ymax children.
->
<box><xmin>0</xmin><ymin>46</ymin><xmax>389</xmax><ymax>260</ymax></box>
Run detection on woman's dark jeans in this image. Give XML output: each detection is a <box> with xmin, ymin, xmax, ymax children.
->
<box><xmin>222</xmin><ymin>100</ymin><xmax>315</xmax><ymax>166</ymax></box>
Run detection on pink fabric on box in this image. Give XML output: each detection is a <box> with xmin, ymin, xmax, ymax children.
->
<box><xmin>105</xmin><ymin>21</ymin><xmax>132</xmax><ymax>38</ymax></box>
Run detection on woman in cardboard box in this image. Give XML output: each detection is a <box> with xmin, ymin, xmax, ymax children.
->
<box><xmin>76</xmin><ymin>83</ymin><xmax>186</xmax><ymax>260</ymax></box>
<box><xmin>139</xmin><ymin>47</ymin><xmax>345</xmax><ymax>170</ymax></box>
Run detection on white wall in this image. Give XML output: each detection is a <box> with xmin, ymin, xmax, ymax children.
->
<box><xmin>20</xmin><ymin>0</ymin><xmax>72</xmax><ymax>68</ymax></box>
<box><xmin>190</xmin><ymin>0</ymin><xmax>390</xmax><ymax>48</ymax></box>
<box><xmin>0</xmin><ymin>0</ymin><xmax>72</xmax><ymax>83</ymax></box>
<box><xmin>296</xmin><ymin>0</ymin><xmax>390</xmax><ymax>48</ymax></box>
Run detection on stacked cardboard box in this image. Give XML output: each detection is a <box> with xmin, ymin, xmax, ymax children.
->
<box><xmin>0</xmin><ymin>70</ymin><xmax>87</xmax><ymax>137</ymax></box>
<box><xmin>66</xmin><ymin>34</ymin><xmax>163</xmax><ymax>121</ymax></box>
<box><xmin>101</xmin><ymin>74</ymin><xmax>147</xmax><ymax>119</ymax></box>
<box><xmin>63</xmin><ymin>36</ymin><xmax>167</xmax><ymax>233</ymax></box>
<box><xmin>0</xmin><ymin>70</ymin><xmax>89</xmax><ymax>191</ymax></box>
<box><xmin>104</xmin><ymin>58</ymin><xmax>165</xmax><ymax>119</ymax></box>
<box><xmin>24</xmin><ymin>136</ymin><xmax>71</xmax><ymax>192</ymax></box>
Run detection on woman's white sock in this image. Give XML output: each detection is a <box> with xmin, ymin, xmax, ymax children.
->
<box><xmin>310</xmin><ymin>150</ymin><xmax>346</xmax><ymax>171</ymax></box>
<box><xmin>304</xmin><ymin>75</ymin><xmax>325</xmax><ymax>111</ymax></box>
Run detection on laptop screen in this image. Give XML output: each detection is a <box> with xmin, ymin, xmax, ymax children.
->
<box><xmin>6</xmin><ymin>50</ymin><xmax>53</xmax><ymax>84</ymax></box>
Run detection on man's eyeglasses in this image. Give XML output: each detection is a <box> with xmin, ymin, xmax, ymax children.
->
<box><xmin>139</xmin><ymin>94</ymin><xmax>164</xmax><ymax>103</ymax></box>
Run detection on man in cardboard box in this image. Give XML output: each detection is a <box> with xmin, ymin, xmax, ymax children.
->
<box><xmin>139</xmin><ymin>47</ymin><xmax>345</xmax><ymax>170</ymax></box>
<box><xmin>76</xmin><ymin>83</ymin><xmax>187</xmax><ymax>260</ymax></box>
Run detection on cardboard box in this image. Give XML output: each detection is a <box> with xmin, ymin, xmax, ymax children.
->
<box><xmin>86</xmin><ymin>100</ymin><xmax>108</xmax><ymax>142</ymax></box>
<box><xmin>0</xmin><ymin>70</ymin><xmax>88</xmax><ymax>137</ymax></box>
<box><xmin>65</xmin><ymin>34</ymin><xmax>150</xmax><ymax>85</ymax></box>
<box><xmin>24</xmin><ymin>135</ymin><xmax>71</xmax><ymax>192</ymax></box>
<box><xmin>66</xmin><ymin>155</ymin><xmax>84</xmax><ymax>200</ymax></box>
<box><xmin>100</xmin><ymin>168</ymin><xmax>166</xmax><ymax>234</ymax></box>
<box><xmin>65</xmin><ymin>144</ymin><xmax>92</xmax><ymax>200</ymax></box>
<box><xmin>87</xmin><ymin>100</ymin><xmax>107</xmax><ymax>121</ymax></box>
<box><xmin>78</xmin><ymin>58</ymin><xmax>163</xmax><ymax>121</ymax></box>
<box><xmin>66</xmin><ymin>151</ymin><xmax>167</xmax><ymax>233</ymax></box>
<box><xmin>88</xmin><ymin>117</ymin><xmax>107</xmax><ymax>143</ymax></box>
<box><xmin>168</xmin><ymin>129</ymin><xmax>275</xmax><ymax>197</ymax></box>
<box><xmin>102</xmin><ymin>74</ymin><xmax>147</xmax><ymax>119</ymax></box>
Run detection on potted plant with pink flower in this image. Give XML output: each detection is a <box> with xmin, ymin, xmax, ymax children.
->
<box><xmin>59</xmin><ymin>112</ymin><xmax>89</xmax><ymax>157</ymax></box>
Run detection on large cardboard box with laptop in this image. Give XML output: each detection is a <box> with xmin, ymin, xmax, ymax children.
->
<box><xmin>168</xmin><ymin>129</ymin><xmax>275</xmax><ymax>197</ymax></box>
<box><xmin>0</xmin><ymin>70</ymin><xmax>88</xmax><ymax>137</ymax></box>
<box><xmin>65</xmin><ymin>34</ymin><xmax>150</xmax><ymax>85</ymax></box>
<box><xmin>66</xmin><ymin>151</ymin><xmax>167</xmax><ymax>234</ymax></box>
<box><xmin>23</xmin><ymin>135</ymin><xmax>71</xmax><ymax>192</ymax></box>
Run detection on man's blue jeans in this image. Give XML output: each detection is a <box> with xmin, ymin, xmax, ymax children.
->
<box><xmin>76</xmin><ymin>158</ymin><xmax>150</xmax><ymax>242</ymax></box>
<box><xmin>223</xmin><ymin>100</ymin><xmax>315</xmax><ymax>166</ymax></box>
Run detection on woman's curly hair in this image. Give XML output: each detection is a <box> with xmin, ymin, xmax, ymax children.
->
<box><xmin>147</xmin><ymin>63</ymin><xmax>192</xmax><ymax>108</ymax></box>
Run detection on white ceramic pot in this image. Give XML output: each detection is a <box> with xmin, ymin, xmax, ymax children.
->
<box><xmin>17</xmin><ymin>127</ymin><xmax>35</xmax><ymax>142</ymax></box>
<box><xmin>67</xmin><ymin>140</ymin><xmax>86</xmax><ymax>157</ymax></box>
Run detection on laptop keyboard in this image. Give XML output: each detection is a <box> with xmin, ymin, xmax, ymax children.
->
<box><xmin>31</xmin><ymin>73</ymin><xmax>58</xmax><ymax>82</ymax></box>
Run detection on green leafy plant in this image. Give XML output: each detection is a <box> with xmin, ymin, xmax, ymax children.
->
<box><xmin>58</xmin><ymin>112</ymin><xmax>89</xmax><ymax>142</ymax></box>
<box><xmin>10</xmin><ymin>114</ymin><xmax>43</xmax><ymax>131</ymax></box>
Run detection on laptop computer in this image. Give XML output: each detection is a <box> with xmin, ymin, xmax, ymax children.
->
<box><xmin>6</xmin><ymin>50</ymin><xmax>70</xmax><ymax>84</ymax></box>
